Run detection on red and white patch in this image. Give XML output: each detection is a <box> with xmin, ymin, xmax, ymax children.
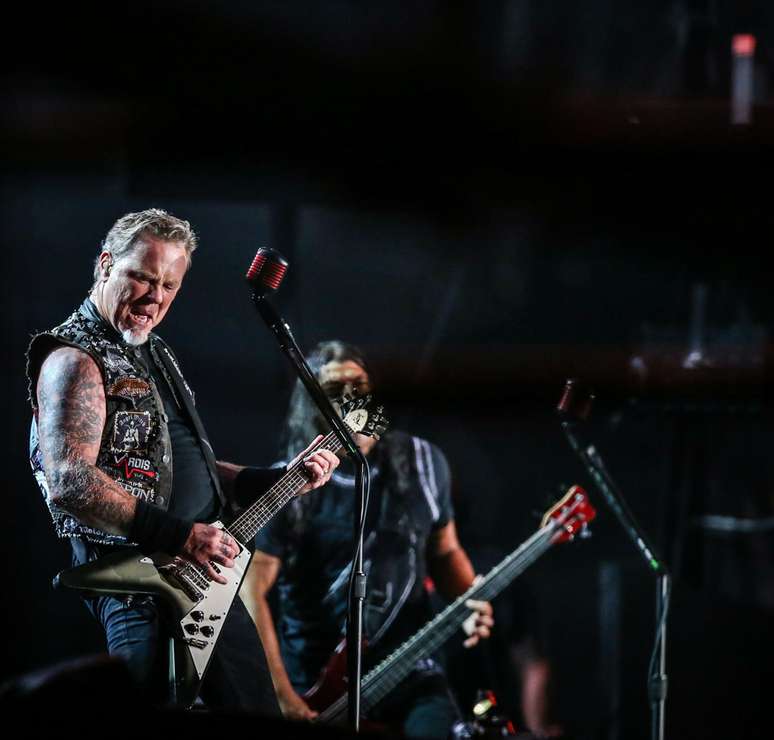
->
<box><xmin>111</xmin><ymin>453</ymin><xmax>158</xmax><ymax>482</ymax></box>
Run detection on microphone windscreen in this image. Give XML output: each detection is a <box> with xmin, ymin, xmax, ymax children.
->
<box><xmin>245</xmin><ymin>248</ymin><xmax>289</xmax><ymax>293</ymax></box>
<box><xmin>557</xmin><ymin>378</ymin><xmax>595</xmax><ymax>421</ymax></box>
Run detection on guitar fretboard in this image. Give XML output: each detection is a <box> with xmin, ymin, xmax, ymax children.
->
<box><xmin>229</xmin><ymin>431</ymin><xmax>343</xmax><ymax>544</ymax></box>
<box><xmin>317</xmin><ymin>518</ymin><xmax>560</xmax><ymax>723</ymax></box>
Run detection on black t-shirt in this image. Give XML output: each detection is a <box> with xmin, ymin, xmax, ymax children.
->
<box><xmin>139</xmin><ymin>345</ymin><xmax>218</xmax><ymax>522</ymax></box>
<box><xmin>255</xmin><ymin>434</ymin><xmax>453</xmax><ymax>692</ymax></box>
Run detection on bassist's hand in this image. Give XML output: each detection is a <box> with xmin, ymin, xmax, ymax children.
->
<box><xmin>181</xmin><ymin>523</ymin><xmax>239</xmax><ymax>584</ymax></box>
<box><xmin>462</xmin><ymin>595</ymin><xmax>494</xmax><ymax>648</ymax></box>
<box><xmin>278</xmin><ymin>686</ymin><xmax>319</xmax><ymax>721</ymax></box>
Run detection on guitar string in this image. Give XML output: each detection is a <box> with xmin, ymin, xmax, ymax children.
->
<box><xmin>231</xmin><ymin>412</ymin><xmax>381</xmax><ymax>540</ymax></box>
<box><xmin>361</xmin><ymin>501</ymin><xmax>593</xmax><ymax>707</ymax></box>
<box><xmin>178</xmin><ymin>432</ymin><xmax>341</xmax><ymax>584</ymax></box>
<box><xmin>229</xmin><ymin>431</ymin><xmax>341</xmax><ymax>542</ymax></box>
<box><xmin>181</xmin><ymin>417</ymin><xmax>378</xmax><ymax>582</ymax></box>
<box><xmin>365</xmin><ymin>532</ymin><xmax>555</xmax><ymax>705</ymax></box>
<box><xmin>321</xmin><ymin>526</ymin><xmax>556</xmax><ymax>720</ymax></box>
<box><xmin>318</xmin><ymin>522</ymin><xmax>562</xmax><ymax>722</ymax></box>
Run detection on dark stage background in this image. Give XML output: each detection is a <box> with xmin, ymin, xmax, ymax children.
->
<box><xmin>2</xmin><ymin>3</ymin><xmax>773</xmax><ymax>738</ymax></box>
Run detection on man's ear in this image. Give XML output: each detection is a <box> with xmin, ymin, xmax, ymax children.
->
<box><xmin>99</xmin><ymin>251</ymin><xmax>113</xmax><ymax>278</ymax></box>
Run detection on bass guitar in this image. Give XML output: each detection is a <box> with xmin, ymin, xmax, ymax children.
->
<box><xmin>307</xmin><ymin>485</ymin><xmax>596</xmax><ymax>724</ymax></box>
<box><xmin>54</xmin><ymin>394</ymin><xmax>388</xmax><ymax>708</ymax></box>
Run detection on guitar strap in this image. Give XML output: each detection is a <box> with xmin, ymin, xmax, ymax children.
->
<box><xmin>149</xmin><ymin>337</ymin><xmax>226</xmax><ymax>510</ymax></box>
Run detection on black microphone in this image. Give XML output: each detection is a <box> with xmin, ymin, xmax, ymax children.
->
<box><xmin>245</xmin><ymin>248</ymin><xmax>289</xmax><ymax>295</ymax></box>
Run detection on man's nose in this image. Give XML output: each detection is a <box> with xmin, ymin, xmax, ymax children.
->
<box><xmin>147</xmin><ymin>283</ymin><xmax>164</xmax><ymax>303</ymax></box>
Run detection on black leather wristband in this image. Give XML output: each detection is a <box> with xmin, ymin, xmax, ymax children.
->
<box><xmin>233</xmin><ymin>466</ymin><xmax>285</xmax><ymax>509</ymax></box>
<box><xmin>129</xmin><ymin>499</ymin><xmax>193</xmax><ymax>555</ymax></box>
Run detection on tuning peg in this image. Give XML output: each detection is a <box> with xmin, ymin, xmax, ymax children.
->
<box><xmin>578</xmin><ymin>523</ymin><xmax>592</xmax><ymax>539</ymax></box>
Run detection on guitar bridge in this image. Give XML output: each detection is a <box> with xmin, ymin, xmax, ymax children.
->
<box><xmin>184</xmin><ymin>637</ymin><xmax>208</xmax><ymax>650</ymax></box>
<box><xmin>159</xmin><ymin>564</ymin><xmax>205</xmax><ymax>603</ymax></box>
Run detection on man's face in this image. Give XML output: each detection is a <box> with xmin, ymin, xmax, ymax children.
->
<box><xmin>320</xmin><ymin>360</ymin><xmax>372</xmax><ymax>399</ymax></box>
<box><xmin>319</xmin><ymin>359</ymin><xmax>377</xmax><ymax>455</ymax></box>
<box><xmin>98</xmin><ymin>237</ymin><xmax>188</xmax><ymax>345</ymax></box>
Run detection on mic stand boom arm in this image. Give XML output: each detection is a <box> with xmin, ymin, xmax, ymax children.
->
<box><xmin>561</xmin><ymin>420</ymin><xmax>670</xmax><ymax>740</ymax></box>
<box><xmin>251</xmin><ymin>292</ymin><xmax>369</xmax><ymax>731</ymax></box>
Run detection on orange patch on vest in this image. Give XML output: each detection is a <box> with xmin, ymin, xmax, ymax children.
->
<box><xmin>108</xmin><ymin>377</ymin><xmax>151</xmax><ymax>400</ymax></box>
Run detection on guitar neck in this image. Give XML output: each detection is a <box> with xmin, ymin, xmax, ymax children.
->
<box><xmin>228</xmin><ymin>431</ymin><xmax>342</xmax><ymax>544</ymax></box>
<box><xmin>361</xmin><ymin>523</ymin><xmax>558</xmax><ymax>709</ymax></box>
<box><xmin>318</xmin><ymin>519</ymin><xmax>559</xmax><ymax>722</ymax></box>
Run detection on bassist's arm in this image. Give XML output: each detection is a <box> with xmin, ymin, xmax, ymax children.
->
<box><xmin>426</xmin><ymin>520</ymin><xmax>477</xmax><ymax>598</ymax></box>
<box><xmin>426</xmin><ymin>520</ymin><xmax>494</xmax><ymax>647</ymax></box>
<box><xmin>241</xmin><ymin>550</ymin><xmax>319</xmax><ymax>720</ymax></box>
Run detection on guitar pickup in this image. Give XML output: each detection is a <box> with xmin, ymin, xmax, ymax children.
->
<box><xmin>184</xmin><ymin>637</ymin><xmax>208</xmax><ymax>650</ymax></box>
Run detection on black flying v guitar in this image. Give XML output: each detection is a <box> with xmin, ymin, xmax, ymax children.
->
<box><xmin>54</xmin><ymin>394</ymin><xmax>388</xmax><ymax>708</ymax></box>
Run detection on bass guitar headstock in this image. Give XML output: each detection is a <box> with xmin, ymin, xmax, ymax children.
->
<box><xmin>335</xmin><ymin>393</ymin><xmax>390</xmax><ymax>441</ymax></box>
<box><xmin>540</xmin><ymin>485</ymin><xmax>596</xmax><ymax>544</ymax></box>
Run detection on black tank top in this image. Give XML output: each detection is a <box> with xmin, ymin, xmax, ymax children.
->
<box><xmin>140</xmin><ymin>345</ymin><xmax>218</xmax><ymax>522</ymax></box>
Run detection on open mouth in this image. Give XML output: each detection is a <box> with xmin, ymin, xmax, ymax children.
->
<box><xmin>128</xmin><ymin>311</ymin><xmax>153</xmax><ymax>329</ymax></box>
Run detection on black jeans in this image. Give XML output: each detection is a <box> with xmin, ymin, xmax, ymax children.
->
<box><xmin>85</xmin><ymin>592</ymin><xmax>280</xmax><ymax>715</ymax></box>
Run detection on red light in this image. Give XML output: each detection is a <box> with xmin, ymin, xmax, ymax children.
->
<box><xmin>732</xmin><ymin>34</ymin><xmax>756</xmax><ymax>58</ymax></box>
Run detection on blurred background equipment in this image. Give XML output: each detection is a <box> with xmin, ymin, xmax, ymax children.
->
<box><xmin>4</xmin><ymin>2</ymin><xmax>773</xmax><ymax>738</ymax></box>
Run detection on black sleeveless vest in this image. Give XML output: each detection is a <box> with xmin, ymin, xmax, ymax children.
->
<box><xmin>287</xmin><ymin>430</ymin><xmax>444</xmax><ymax>646</ymax></box>
<box><xmin>26</xmin><ymin>299</ymin><xmax>224</xmax><ymax>545</ymax></box>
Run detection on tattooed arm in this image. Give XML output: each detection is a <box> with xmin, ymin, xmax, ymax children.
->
<box><xmin>36</xmin><ymin>346</ymin><xmax>138</xmax><ymax>535</ymax></box>
<box><xmin>36</xmin><ymin>346</ymin><xmax>241</xmax><ymax>580</ymax></box>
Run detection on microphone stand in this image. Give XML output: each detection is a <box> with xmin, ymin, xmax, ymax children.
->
<box><xmin>251</xmin><ymin>292</ymin><xmax>369</xmax><ymax>731</ymax></box>
<box><xmin>559</xmin><ymin>382</ymin><xmax>670</xmax><ymax>740</ymax></box>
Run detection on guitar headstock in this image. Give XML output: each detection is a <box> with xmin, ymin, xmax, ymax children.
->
<box><xmin>540</xmin><ymin>485</ymin><xmax>596</xmax><ymax>544</ymax></box>
<box><xmin>334</xmin><ymin>393</ymin><xmax>390</xmax><ymax>440</ymax></box>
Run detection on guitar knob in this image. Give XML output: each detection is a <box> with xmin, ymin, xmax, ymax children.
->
<box><xmin>200</xmin><ymin>626</ymin><xmax>215</xmax><ymax>638</ymax></box>
<box><xmin>191</xmin><ymin>610</ymin><xmax>204</xmax><ymax>622</ymax></box>
<box><xmin>184</xmin><ymin>623</ymin><xmax>200</xmax><ymax>635</ymax></box>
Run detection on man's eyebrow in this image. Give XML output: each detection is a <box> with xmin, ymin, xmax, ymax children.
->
<box><xmin>129</xmin><ymin>269</ymin><xmax>156</xmax><ymax>280</ymax></box>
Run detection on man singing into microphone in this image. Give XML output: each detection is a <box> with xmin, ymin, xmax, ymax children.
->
<box><xmin>26</xmin><ymin>208</ymin><xmax>339</xmax><ymax>711</ymax></box>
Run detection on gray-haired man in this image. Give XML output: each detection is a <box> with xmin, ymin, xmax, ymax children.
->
<box><xmin>27</xmin><ymin>209</ymin><xmax>339</xmax><ymax>711</ymax></box>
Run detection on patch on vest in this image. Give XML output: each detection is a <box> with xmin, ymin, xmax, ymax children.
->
<box><xmin>104</xmin><ymin>348</ymin><xmax>135</xmax><ymax>375</ymax></box>
<box><xmin>107</xmin><ymin>376</ymin><xmax>152</xmax><ymax>401</ymax></box>
<box><xmin>112</xmin><ymin>411</ymin><xmax>152</xmax><ymax>452</ymax></box>
<box><xmin>118</xmin><ymin>481</ymin><xmax>157</xmax><ymax>503</ymax></box>
<box><xmin>109</xmin><ymin>453</ymin><xmax>158</xmax><ymax>482</ymax></box>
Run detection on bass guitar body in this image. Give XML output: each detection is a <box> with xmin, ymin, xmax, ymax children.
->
<box><xmin>304</xmin><ymin>638</ymin><xmax>358</xmax><ymax>713</ymax></box>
